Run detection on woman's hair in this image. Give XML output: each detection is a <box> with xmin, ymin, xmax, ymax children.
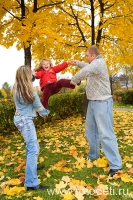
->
<box><xmin>34</xmin><ymin>58</ymin><xmax>53</xmax><ymax>71</ymax></box>
<box><xmin>13</xmin><ymin>65</ymin><xmax>34</xmax><ymax>104</ymax></box>
<box><xmin>87</xmin><ymin>45</ymin><xmax>100</xmax><ymax>56</ymax></box>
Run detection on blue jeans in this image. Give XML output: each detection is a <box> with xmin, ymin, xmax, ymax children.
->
<box><xmin>14</xmin><ymin>115</ymin><xmax>40</xmax><ymax>187</ymax></box>
<box><xmin>86</xmin><ymin>98</ymin><xmax>122</xmax><ymax>169</ymax></box>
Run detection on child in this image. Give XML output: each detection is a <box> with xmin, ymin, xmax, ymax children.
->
<box><xmin>33</xmin><ymin>58</ymin><xmax>76</xmax><ymax>109</ymax></box>
<box><xmin>13</xmin><ymin>65</ymin><xmax>50</xmax><ymax>190</ymax></box>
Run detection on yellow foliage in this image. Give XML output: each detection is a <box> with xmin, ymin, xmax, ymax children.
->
<box><xmin>0</xmin><ymin>89</ymin><xmax>7</xmax><ymax>98</ymax></box>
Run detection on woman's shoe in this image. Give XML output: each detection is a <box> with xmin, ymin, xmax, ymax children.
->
<box><xmin>27</xmin><ymin>184</ymin><xmax>49</xmax><ymax>190</ymax></box>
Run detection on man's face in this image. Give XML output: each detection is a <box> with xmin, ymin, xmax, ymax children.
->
<box><xmin>86</xmin><ymin>50</ymin><xmax>97</xmax><ymax>63</ymax></box>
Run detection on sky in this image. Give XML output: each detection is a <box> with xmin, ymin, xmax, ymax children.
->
<box><xmin>0</xmin><ymin>45</ymin><xmax>39</xmax><ymax>88</ymax></box>
<box><xmin>0</xmin><ymin>45</ymin><xmax>71</xmax><ymax>89</ymax></box>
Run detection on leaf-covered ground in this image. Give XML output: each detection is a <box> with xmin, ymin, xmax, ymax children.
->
<box><xmin>1</xmin><ymin>110</ymin><xmax>133</xmax><ymax>200</ymax></box>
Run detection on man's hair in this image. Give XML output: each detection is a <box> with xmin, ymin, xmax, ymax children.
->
<box><xmin>34</xmin><ymin>58</ymin><xmax>53</xmax><ymax>72</ymax></box>
<box><xmin>13</xmin><ymin>65</ymin><xmax>34</xmax><ymax>104</ymax></box>
<box><xmin>87</xmin><ymin>45</ymin><xmax>100</xmax><ymax>56</ymax></box>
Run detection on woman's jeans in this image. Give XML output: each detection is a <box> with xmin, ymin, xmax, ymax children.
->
<box><xmin>14</xmin><ymin>115</ymin><xmax>40</xmax><ymax>187</ymax></box>
<box><xmin>86</xmin><ymin>97</ymin><xmax>122</xmax><ymax>169</ymax></box>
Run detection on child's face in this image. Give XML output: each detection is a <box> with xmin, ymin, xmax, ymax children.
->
<box><xmin>42</xmin><ymin>60</ymin><xmax>51</xmax><ymax>71</ymax></box>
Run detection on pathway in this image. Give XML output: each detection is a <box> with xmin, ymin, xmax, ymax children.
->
<box><xmin>113</xmin><ymin>107</ymin><xmax>133</xmax><ymax>112</ymax></box>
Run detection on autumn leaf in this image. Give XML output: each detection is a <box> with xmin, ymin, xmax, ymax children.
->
<box><xmin>55</xmin><ymin>181</ymin><xmax>67</xmax><ymax>194</ymax></box>
<box><xmin>33</xmin><ymin>197</ymin><xmax>43</xmax><ymax>200</ymax></box>
<box><xmin>0</xmin><ymin>175</ymin><xmax>4</xmax><ymax>181</ymax></box>
<box><xmin>39</xmin><ymin>157</ymin><xmax>44</xmax><ymax>163</ymax></box>
<box><xmin>62</xmin><ymin>193</ymin><xmax>74</xmax><ymax>200</ymax></box>
<box><xmin>97</xmin><ymin>194</ymin><xmax>107</xmax><ymax>200</ymax></box>
<box><xmin>93</xmin><ymin>157</ymin><xmax>108</xmax><ymax>168</ymax></box>
<box><xmin>43</xmin><ymin>171</ymin><xmax>51</xmax><ymax>177</ymax></box>
<box><xmin>5</xmin><ymin>178</ymin><xmax>21</xmax><ymax>186</ymax></box>
<box><xmin>54</xmin><ymin>160</ymin><xmax>67</xmax><ymax>168</ymax></box>
<box><xmin>62</xmin><ymin>176</ymin><xmax>71</xmax><ymax>183</ymax></box>
<box><xmin>86</xmin><ymin>159</ymin><xmax>93</xmax><ymax>168</ymax></box>
<box><xmin>74</xmin><ymin>157</ymin><xmax>86</xmax><ymax>170</ymax></box>
<box><xmin>74</xmin><ymin>190</ymin><xmax>84</xmax><ymax>200</ymax></box>
<box><xmin>121</xmin><ymin>174</ymin><xmax>131</xmax><ymax>182</ymax></box>
<box><xmin>62</xmin><ymin>167</ymin><xmax>72</xmax><ymax>172</ymax></box>
<box><xmin>94</xmin><ymin>184</ymin><xmax>108</xmax><ymax>196</ymax></box>
<box><xmin>0</xmin><ymin>171</ymin><xmax>4</xmax><ymax>176</ymax></box>
<box><xmin>3</xmin><ymin>186</ymin><xmax>26</xmax><ymax>196</ymax></box>
<box><xmin>126</xmin><ymin>163</ymin><xmax>132</xmax><ymax>168</ymax></box>
<box><xmin>0</xmin><ymin>156</ymin><xmax>5</xmax><ymax>162</ymax></box>
<box><xmin>128</xmin><ymin>168</ymin><xmax>133</xmax><ymax>174</ymax></box>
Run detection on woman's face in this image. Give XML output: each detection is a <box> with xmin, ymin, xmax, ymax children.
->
<box><xmin>42</xmin><ymin>60</ymin><xmax>51</xmax><ymax>71</ymax></box>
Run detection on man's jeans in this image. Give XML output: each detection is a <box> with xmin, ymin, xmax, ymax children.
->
<box><xmin>86</xmin><ymin>97</ymin><xmax>122</xmax><ymax>169</ymax></box>
<box><xmin>14</xmin><ymin>115</ymin><xmax>40</xmax><ymax>187</ymax></box>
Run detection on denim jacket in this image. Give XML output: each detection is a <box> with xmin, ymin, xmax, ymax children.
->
<box><xmin>13</xmin><ymin>91</ymin><xmax>50</xmax><ymax>117</ymax></box>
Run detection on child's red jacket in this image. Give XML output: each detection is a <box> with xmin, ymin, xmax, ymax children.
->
<box><xmin>35</xmin><ymin>62</ymin><xmax>68</xmax><ymax>91</ymax></box>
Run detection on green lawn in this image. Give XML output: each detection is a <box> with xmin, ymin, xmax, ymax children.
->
<box><xmin>113</xmin><ymin>102</ymin><xmax>133</xmax><ymax>109</ymax></box>
<box><xmin>1</xmin><ymin>111</ymin><xmax>133</xmax><ymax>200</ymax></box>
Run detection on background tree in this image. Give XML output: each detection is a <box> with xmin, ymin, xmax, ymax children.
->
<box><xmin>112</xmin><ymin>79</ymin><xmax>121</xmax><ymax>92</ymax></box>
<box><xmin>0</xmin><ymin>0</ymin><xmax>133</xmax><ymax>68</ymax></box>
<box><xmin>2</xmin><ymin>82</ymin><xmax>11</xmax><ymax>98</ymax></box>
<box><xmin>0</xmin><ymin>89</ymin><xmax>7</xmax><ymax>99</ymax></box>
<box><xmin>0</xmin><ymin>0</ymin><xmax>64</xmax><ymax>66</ymax></box>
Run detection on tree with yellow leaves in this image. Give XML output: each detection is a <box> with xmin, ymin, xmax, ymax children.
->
<box><xmin>0</xmin><ymin>89</ymin><xmax>7</xmax><ymax>99</ymax></box>
<box><xmin>0</xmin><ymin>0</ymin><xmax>133</xmax><ymax>71</ymax></box>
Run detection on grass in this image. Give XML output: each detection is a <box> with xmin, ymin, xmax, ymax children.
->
<box><xmin>113</xmin><ymin>102</ymin><xmax>133</xmax><ymax>109</ymax></box>
<box><xmin>1</xmin><ymin>112</ymin><xmax>133</xmax><ymax>200</ymax></box>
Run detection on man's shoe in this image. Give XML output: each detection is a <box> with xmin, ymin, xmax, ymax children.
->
<box><xmin>27</xmin><ymin>184</ymin><xmax>49</xmax><ymax>191</ymax></box>
<box><xmin>37</xmin><ymin>166</ymin><xmax>44</xmax><ymax>170</ymax></box>
<box><xmin>108</xmin><ymin>169</ymin><xmax>122</xmax><ymax>177</ymax></box>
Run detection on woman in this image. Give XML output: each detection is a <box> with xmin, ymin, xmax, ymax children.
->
<box><xmin>13</xmin><ymin>65</ymin><xmax>50</xmax><ymax>190</ymax></box>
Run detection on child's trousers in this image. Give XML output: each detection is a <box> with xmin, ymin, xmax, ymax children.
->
<box><xmin>41</xmin><ymin>79</ymin><xmax>75</xmax><ymax>109</ymax></box>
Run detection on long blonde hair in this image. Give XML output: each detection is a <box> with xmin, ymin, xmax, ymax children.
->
<box><xmin>34</xmin><ymin>58</ymin><xmax>53</xmax><ymax>72</ymax></box>
<box><xmin>13</xmin><ymin>65</ymin><xmax>34</xmax><ymax>104</ymax></box>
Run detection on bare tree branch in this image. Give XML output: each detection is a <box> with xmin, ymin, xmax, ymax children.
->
<box><xmin>2</xmin><ymin>7</ymin><xmax>21</xmax><ymax>21</ymax></box>
<box><xmin>33</xmin><ymin>1</ymin><xmax>65</xmax><ymax>12</ymax></box>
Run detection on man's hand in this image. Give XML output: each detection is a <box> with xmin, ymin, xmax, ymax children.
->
<box><xmin>68</xmin><ymin>60</ymin><xmax>76</xmax><ymax>65</ymax></box>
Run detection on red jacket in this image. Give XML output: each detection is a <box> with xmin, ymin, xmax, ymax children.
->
<box><xmin>35</xmin><ymin>62</ymin><xmax>68</xmax><ymax>91</ymax></box>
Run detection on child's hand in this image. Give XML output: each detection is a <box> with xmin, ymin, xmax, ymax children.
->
<box><xmin>68</xmin><ymin>60</ymin><xmax>76</xmax><ymax>65</ymax></box>
<box><xmin>32</xmin><ymin>70</ymin><xmax>36</xmax><ymax>76</ymax></box>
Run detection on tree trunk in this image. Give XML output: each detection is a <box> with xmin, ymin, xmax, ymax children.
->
<box><xmin>81</xmin><ymin>92</ymin><xmax>88</xmax><ymax>118</ymax></box>
<box><xmin>81</xmin><ymin>0</ymin><xmax>96</xmax><ymax>118</ymax></box>
<box><xmin>20</xmin><ymin>0</ymin><xmax>32</xmax><ymax>67</ymax></box>
<box><xmin>24</xmin><ymin>45</ymin><xmax>31</xmax><ymax>67</ymax></box>
<box><xmin>81</xmin><ymin>0</ymin><xmax>105</xmax><ymax>118</ymax></box>
<box><xmin>126</xmin><ymin>76</ymin><xmax>129</xmax><ymax>90</ymax></box>
<box><xmin>109</xmin><ymin>75</ymin><xmax>113</xmax><ymax>95</ymax></box>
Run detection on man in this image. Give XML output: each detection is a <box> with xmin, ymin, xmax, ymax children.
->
<box><xmin>70</xmin><ymin>45</ymin><xmax>122</xmax><ymax>177</ymax></box>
